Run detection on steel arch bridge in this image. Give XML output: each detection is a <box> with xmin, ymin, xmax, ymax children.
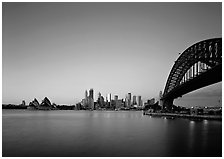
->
<box><xmin>162</xmin><ymin>38</ymin><xmax>222</xmax><ymax>109</ymax></box>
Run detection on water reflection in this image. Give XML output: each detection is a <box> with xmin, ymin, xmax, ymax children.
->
<box><xmin>2</xmin><ymin>110</ymin><xmax>222</xmax><ymax>157</ymax></box>
<box><xmin>188</xmin><ymin>120</ymin><xmax>195</xmax><ymax>154</ymax></box>
<box><xmin>201</xmin><ymin>120</ymin><xmax>208</xmax><ymax>152</ymax></box>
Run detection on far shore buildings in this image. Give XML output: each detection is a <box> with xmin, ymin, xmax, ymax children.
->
<box><xmin>137</xmin><ymin>96</ymin><xmax>142</xmax><ymax>107</ymax></box>
<box><xmin>113</xmin><ymin>95</ymin><xmax>124</xmax><ymax>109</ymax></box>
<box><xmin>81</xmin><ymin>90</ymin><xmax>143</xmax><ymax>110</ymax></box>
<box><xmin>133</xmin><ymin>95</ymin><xmax>137</xmax><ymax>105</ymax></box>
<box><xmin>21</xmin><ymin>100</ymin><xmax>26</xmax><ymax>106</ymax></box>
<box><xmin>159</xmin><ymin>91</ymin><xmax>163</xmax><ymax>106</ymax></box>
<box><xmin>81</xmin><ymin>89</ymin><xmax>94</xmax><ymax>109</ymax></box>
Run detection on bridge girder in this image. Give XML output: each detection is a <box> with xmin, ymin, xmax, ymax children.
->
<box><xmin>162</xmin><ymin>38</ymin><xmax>222</xmax><ymax>108</ymax></box>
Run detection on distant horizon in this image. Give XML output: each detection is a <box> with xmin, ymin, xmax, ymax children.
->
<box><xmin>2</xmin><ymin>82</ymin><xmax>222</xmax><ymax>108</ymax></box>
<box><xmin>2</xmin><ymin>2</ymin><xmax>222</xmax><ymax>107</ymax></box>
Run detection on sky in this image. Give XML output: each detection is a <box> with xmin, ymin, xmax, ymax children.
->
<box><xmin>2</xmin><ymin>2</ymin><xmax>222</xmax><ymax>106</ymax></box>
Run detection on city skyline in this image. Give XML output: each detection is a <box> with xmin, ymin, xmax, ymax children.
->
<box><xmin>3</xmin><ymin>2</ymin><xmax>222</xmax><ymax>107</ymax></box>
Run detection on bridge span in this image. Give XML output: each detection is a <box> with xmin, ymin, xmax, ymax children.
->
<box><xmin>162</xmin><ymin>38</ymin><xmax>222</xmax><ymax>109</ymax></box>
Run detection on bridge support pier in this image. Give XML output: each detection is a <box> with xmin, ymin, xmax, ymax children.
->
<box><xmin>162</xmin><ymin>98</ymin><xmax>174</xmax><ymax>110</ymax></box>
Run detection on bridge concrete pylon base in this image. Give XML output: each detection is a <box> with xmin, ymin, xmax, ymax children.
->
<box><xmin>162</xmin><ymin>98</ymin><xmax>174</xmax><ymax>110</ymax></box>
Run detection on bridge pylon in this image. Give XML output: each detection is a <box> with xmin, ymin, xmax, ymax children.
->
<box><xmin>162</xmin><ymin>98</ymin><xmax>174</xmax><ymax>110</ymax></box>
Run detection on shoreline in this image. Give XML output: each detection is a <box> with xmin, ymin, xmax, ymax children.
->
<box><xmin>2</xmin><ymin>109</ymin><xmax>222</xmax><ymax>121</ymax></box>
<box><xmin>144</xmin><ymin>112</ymin><xmax>222</xmax><ymax>121</ymax></box>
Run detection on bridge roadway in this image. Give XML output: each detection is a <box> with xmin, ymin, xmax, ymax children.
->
<box><xmin>162</xmin><ymin>64</ymin><xmax>221</xmax><ymax>102</ymax></box>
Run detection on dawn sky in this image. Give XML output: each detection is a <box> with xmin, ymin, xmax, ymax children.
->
<box><xmin>2</xmin><ymin>2</ymin><xmax>222</xmax><ymax>106</ymax></box>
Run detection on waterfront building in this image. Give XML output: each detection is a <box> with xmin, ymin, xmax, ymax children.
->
<box><xmin>89</xmin><ymin>89</ymin><xmax>94</xmax><ymax>100</ymax></box>
<box><xmin>97</xmin><ymin>92</ymin><xmax>105</xmax><ymax>108</ymax></box>
<box><xmin>29</xmin><ymin>98</ymin><xmax>39</xmax><ymax>106</ymax></box>
<box><xmin>97</xmin><ymin>92</ymin><xmax>101</xmax><ymax>106</ymax></box>
<box><xmin>114</xmin><ymin>95</ymin><xmax>118</xmax><ymax>101</ymax></box>
<box><xmin>137</xmin><ymin>96</ymin><xmax>142</xmax><ymax>106</ymax></box>
<box><xmin>133</xmin><ymin>95</ymin><xmax>137</xmax><ymax>105</ymax></box>
<box><xmin>110</xmin><ymin>100</ymin><xmax>116</xmax><ymax>109</ymax></box>
<box><xmin>125</xmin><ymin>95</ymin><xmax>128</xmax><ymax>107</ymax></box>
<box><xmin>38</xmin><ymin>97</ymin><xmax>52</xmax><ymax>110</ymax></box>
<box><xmin>89</xmin><ymin>98</ymin><xmax>94</xmax><ymax>109</ymax></box>
<box><xmin>115</xmin><ymin>99</ymin><xmax>123</xmax><ymax>109</ymax></box>
<box><xmin>21</xmin><ymin>100</ymin><xmax>26</xmax><ymax>106</ymax></box>
<box><xmin>147</xmin><ymin>98</ymin><xmax>155</xmax><ymax>105</ymax></box>
<box><xmin>85</xmin><ymin>90</ymin><xmax>88</xmax><ymax>100</ymax></box>
<box><xmin>82</xmin><ymin>89</ymin><xmax>95</xmax><ymax>109</ymax></box>
<box><xmin>88</xmin><ymin>89</ymin><xmax>94</xmax><ymax>109</ymax></box>
<box><xmin>81</xmin><ymin>98</ymin><xmax>86</xmax><ymax>108</ymax></box>
<box><xmin>127</xmin><ymin>93</ymin><xmax>131</xmax><ymax>108</ymax></box>
<box><xmin>190</xmin><ymin>106</ymin><xmax>203</xmax><ymax>115</ymax></box>
<box><xmin>105</xmin><ymin>94</ymin><xmax>112</xmax><ymax>109</ymax></box>
<box><xmin>82</xmin><ymin>90</ymin><xmax>89</xmax><ymax>109</ymax></box>
<box><xmin>113</xmin><ymin>95</ymin><xmax>122</xmax><ymax>109</ymax></box>
<box><xmin>159</xmin><ymin>91</ymin><xmax>163</xmax><ymax>107</ymax></box>
<box><xmin>28</xmin><ymin>98</ymin><xmax>39</xmax><ymax>110</ymax></box>
<box><xmin>203</xmin><ymin>106</ymin><xmax>222</xmax><ymax>115</ymax></box>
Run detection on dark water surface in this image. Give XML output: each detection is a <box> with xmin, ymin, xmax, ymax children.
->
<box><xmin>2</xmin><ymin>110</ymin><xmax>222</xmax><ymax>157</ymax></box>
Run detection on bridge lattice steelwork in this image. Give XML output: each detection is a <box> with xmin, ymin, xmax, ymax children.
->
<box><xmin>162</xmin><ymin>38</ymin><xmax>222</xmax><ymax>108</ymax></box>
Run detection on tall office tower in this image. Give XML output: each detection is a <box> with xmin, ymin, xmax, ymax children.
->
<box><xmin>100</xmin><ymin>96</ymin><xmax>105</xmax><ymax>108</ymax></box>
<box><xmin>97</xmin><ymin>92</ymin><xmax>104</xmax><ymax>108</ymax></box>
<box><xmin>125</xmin><ymin>95</ymin><xmax>128</xmax><ymax>107</ymax></box>
<box><xmin>137</xmin><ymin>96</ymin><xmax>142</xmax><ymax>106</ymax></box>
<box><xmin>114</xmin><ymin>95</ymin><xmax>118</xmax><ymax>108</ymax></box>
<box><xmin>97</xmin><ymin>92</ymin><xmax>101</xmax><ymax>105</ymax></box>
<box><xmin>127</xmin><ymin>93</ymin><xmax>131</xmax><ymax>107</ymax></box>
<box><xmin>88</xmin><ymin>89</ymin><xmax>94</xmax><ymax>109</ymax></box>
<box><xmin>133</xmin><ymin>95</ymin><xmax>137</xmax><ymax>105</ymax></box>
<box><xmin>90</xmin><ymin>98</ymin><xmax>94</xmax><ymax>109</ymax></box>
<box><xmin>84</xmin><ymin>90</ymin><xmax>88</xmax><ymax>108</ymax></box>
<box><xmin>105</xmin><ymin>96</ymin><xmax>108</xmax><ymax>107</ymax></box>
<box><xmin>85</xmin><ymin>90</ymin><xmax>88</xmax><ymax>99</ymax></box>
<box><xmin>89</xmin><ymin>89</ymin><xmax>94</xmax><ymax>100</ymax></box>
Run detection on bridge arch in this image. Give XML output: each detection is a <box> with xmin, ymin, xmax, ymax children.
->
<box><xmin>162</xmin><ymin>38</ymin><xmax>222</xmax><ymax>109</ymax></box>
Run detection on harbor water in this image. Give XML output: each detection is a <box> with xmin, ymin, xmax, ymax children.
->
<box><xmin>2</xmin><ymin>110</ymin><xmax>222</xmax><ymax>157</ymax></box>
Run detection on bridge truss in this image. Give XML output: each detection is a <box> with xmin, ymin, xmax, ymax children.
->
<box><xmin>162</xmin><ymin>38</ymin><xmax>222</xmax><ymax>108</ymax></box>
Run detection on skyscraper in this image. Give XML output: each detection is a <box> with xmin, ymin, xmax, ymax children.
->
<box><xmin>127</xmin><ymin>93</ymin><xmax>131</xmax><ymax>107</ymax></box>
<box><xmin>97</xmin><ymin>92</ymin><xmax>104</xmax><ymax>108</ymax></box>
<box><xmin>137</xmin><ymin>96</ymin><xmax>142</xmax><ymax>106</ymax></box>
<box><xmin>85</xmin><ymin>88</ymin><xmax>94</xmax><ymax>109</ymax></box>
<box><xmin>83</xmin><ymin>90</ymin><xmax>88</xmax><ymax>108</ymax></box>
<box><xmin>133</xmin><ymin>95</ymin><xmax>137</xmax><ymax>105</ymax></box>
<box><xmin>125</xmin><ymin>95</ymin><xmax>128</xmax><ymax>107</ymax></box>
<box><xmin>89</xmin><ymin>89</ymin><xmax>94</xmax><ymax>99</ymax></box>
<box><xmin>85</xmin><ymin>90</ymin><xmax>88</xmax><ymax>99</ymax></box>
